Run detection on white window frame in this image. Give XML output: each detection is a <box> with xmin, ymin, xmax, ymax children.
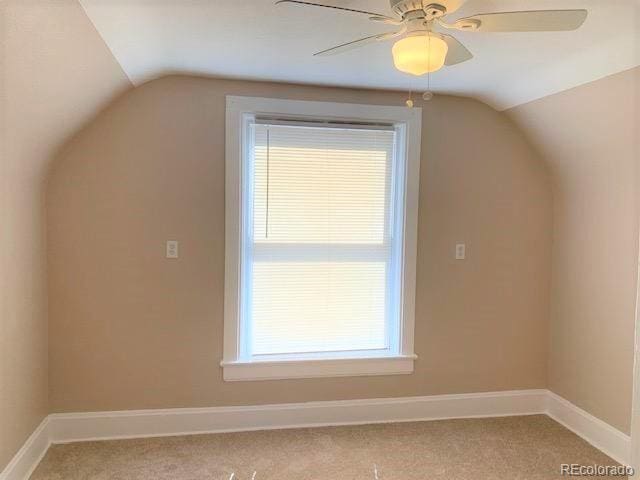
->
<box><xmin>223</xmin><ymin>96</ymin><xmax>422</xmax><ymax>381</ymax></box>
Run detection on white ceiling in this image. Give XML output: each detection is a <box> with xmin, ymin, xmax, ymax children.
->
<box><xmin>80</xmin><ymin>0</ymin><xmax>640</xmax><ymax>110</ymax></box>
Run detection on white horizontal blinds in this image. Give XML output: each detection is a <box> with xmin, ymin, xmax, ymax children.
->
<box><xmin>252</xmin><ymin>124</ymin><xmax>393</xmax><ymax>244</ymax></box>
<box><xmin>246</xmin><ymin>122</ymin><xmax>396</xmax><ymax>357</ymax></box>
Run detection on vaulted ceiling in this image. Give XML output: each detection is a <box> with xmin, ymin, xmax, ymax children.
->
<box><xmin>79</xmin><ymin>0</ymin><xmax>640</xmax><ymax>110</ymax></box>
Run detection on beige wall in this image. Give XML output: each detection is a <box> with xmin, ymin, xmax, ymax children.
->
<box><xmin>3</xmin><ymin>0</ymin><xmax>636</xmax><ymax>465</ymax></box>
<box><xmin>47</xmin><ymin>75</ymin><xmax>552</xmax><ymax>413</ymax></box>
<box><xmin>0</xmin><ymin>0</ymin><xmax>130</xmax><ymax>471</ymax></box>
<box><xmin>509</xmin><ymin>67</ymin><xmax>640</xmax><ymax>434</ymax></box>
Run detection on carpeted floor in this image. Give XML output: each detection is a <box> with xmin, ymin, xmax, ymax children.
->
<box><xmin>30</xmin><ymin>415</ymin><xmax>625</xmax><ymax>479</ymax></box>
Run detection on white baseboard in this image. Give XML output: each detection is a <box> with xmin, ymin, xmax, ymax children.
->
<box><xmin>546</xmin><ymin>391</ymin><xmax>631</xmax><ymax>466</ymax></box>
<box><xmin>0</xmin><ymin>418</ymin><xmax>50</xmax><ymax>480</ymax></box>
<box><xmin>1</xmin><ymin>389</ymin><xmax>631</xmax><ymax>479</ymax></box>
<box><xmin>48</xmin><ymin>389</ymin><xmax>548</xmax><ymax>444</ymax></box>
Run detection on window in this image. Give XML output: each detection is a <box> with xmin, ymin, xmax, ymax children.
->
<box><xmin>223</xmin><ymin>96</ymin><xmax>421</xmax><ymax>381</ymax></box>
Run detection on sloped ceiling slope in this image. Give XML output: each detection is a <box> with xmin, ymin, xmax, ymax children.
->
<box><xmin>79</xmin><ymin>0</ymin><xmax>640</xmax><ymax>110</ymax></box>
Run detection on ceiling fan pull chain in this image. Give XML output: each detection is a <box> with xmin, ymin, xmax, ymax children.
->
<box><xmin>428</xmin><ymin>33</ymin><xmax>432</xmax><ymax>73</ymax></box>
<box><xmin>428</xmin><ymin>45</ymin><xmax>431</xmax><ymax>92</ymax></box>
<box><xmin>422</xmin><ymin>44</ymin><xmax>434</xmax><ymax>101</ymax></box>
<box><xmin>406</xmin><ymin>90</ymin><xmax>414</xmax><ymax>108</ymax></box>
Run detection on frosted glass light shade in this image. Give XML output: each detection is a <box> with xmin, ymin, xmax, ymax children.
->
<box><xmin>392</xmin><ymin>34</ymin><xmax>448</xmax><ymax>76</ymax></box>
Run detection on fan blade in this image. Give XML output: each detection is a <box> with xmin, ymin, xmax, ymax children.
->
<box><xmin>314</xmin><ymin>29</ymin><xmax>405</xmax><ymax>57</ymax></box>
<box><xmin>377</xmin><ymin>27</ymin><xmax>407</xmax><ymax>41</ymax></box>
<box><xmin>440</xmin><ymin>34</ymin><xmax>473</xmax><ymax>66</ymax></box>
<box><xmin>369</xmin><ymin>16</ymin><xmax>404</xmax><ymax>26</ymax></box>
<box><xmin>455</xmin><ymin>10</ymin><xmax>588</xmax><ymax>32</ymax></box>
<box><xmin>275</xmin><ymin>0</ymin><xmax>396</xmax><ymax>21</ymax></box>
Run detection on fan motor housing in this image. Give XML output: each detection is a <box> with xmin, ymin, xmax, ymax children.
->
<box><xmin>389</xmin><ymin>0</ymin><xmax>464</xmax><ymax>17</ymax></box>
<box><xmin>389</xmin><ymin>0</ymin><xmax>423</xmax><ymax>17</ymax></box>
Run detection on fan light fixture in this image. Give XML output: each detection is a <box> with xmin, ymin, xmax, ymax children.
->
<box><xmin>392</xmin><ymin>33</ymin><xmax>448</xmax><ymax>76</ymax></box>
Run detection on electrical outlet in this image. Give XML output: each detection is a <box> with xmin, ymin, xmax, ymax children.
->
<box><xmin>166</xmin><ymin>240</ymin><xmax>179</xmax><ymax>259</ymax></box>
<box><xmin>455</xmin><ymin>243</ymin><xmax>466</xmax><ymax>260</ymax></box>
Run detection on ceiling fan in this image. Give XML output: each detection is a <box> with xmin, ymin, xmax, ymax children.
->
<box><xmin>275</xmin><ymin>0</ymin><xmax>588</xmax><ymax>76</ymax></box>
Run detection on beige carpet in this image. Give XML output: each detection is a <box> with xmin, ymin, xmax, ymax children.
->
<box><xmin>30</xmin><ymin>415</ymin><xmax>624</xmax><ymax>479</ymax></box>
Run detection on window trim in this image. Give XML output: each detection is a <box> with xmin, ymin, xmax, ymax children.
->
<box><xmin>223</xmin><ymin>96</ymin><xmax>422</xmax><ymax>382</ymax></box>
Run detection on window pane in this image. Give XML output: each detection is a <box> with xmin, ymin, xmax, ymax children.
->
<box><xmin>251</xmin><ymin>261</ymin><xmax>387</xmax><ymax>355</ymax></box>
<box><xmin>253</xmin><ymin>125</ymin><xmax>394</xmax><ymax>245</ymax></box>
<box><xmin>244</xmin><ymin>122</ymin><xmax>399</xmax><ymax>359</ymax></box>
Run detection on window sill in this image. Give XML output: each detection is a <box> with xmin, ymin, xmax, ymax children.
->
<box><xmin>220</xmin><ymin>355</ymin><xmax>417</xmax><ymax>382</ymax></box>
